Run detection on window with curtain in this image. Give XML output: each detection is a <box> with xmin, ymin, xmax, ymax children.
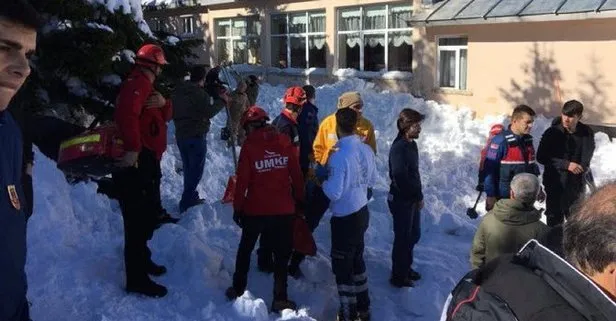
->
<box><xmin>270</xmin><ymin>11</ymin><xmax>326</xmax><ymax>69</ymax></box>
<box><xmin>215</xmin><ymin>17</ymin><xmax>261</xmax><ymax>65</ymax></box>
<box><xmin>438</xmin><ymin>37</ymin><xmax>468</xmax><ymax>90</ymax></box>
<box><xmin>337</xmin><ymin>4</ymin><xmax>412</xmax><ymax>72</ymax></box>
<box><xmin>181</xmin><ymin>16</ymin><xmax>194</xmax><ymax>35</ymax></box>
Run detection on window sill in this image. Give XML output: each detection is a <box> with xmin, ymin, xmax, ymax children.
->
<box><xmin>433</xmin><ymin>88</ymin><xmax>473</xmax><ymax>96</ymax></box>
<box><xmin>334</xmin><ymin>68</ymin><xmax>413</xmax><ymax>80</ymax></box>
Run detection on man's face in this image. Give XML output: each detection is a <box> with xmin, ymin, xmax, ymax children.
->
<box><xmin>349</xmin><ymin>102</ymin><xmax>363</xmax><ymax>115</ymax></box>
<box><xmin>562</xmin><ymin>113</ymin><xmax>581</xmax><ymax>132</ymax></box>
<box><xmin>0</xmin><ymin>17</ymin><xmax>36</xmax><ymax>111</ymax></box>
<box><xmin>405</xmin><ymin>122</ymin><xmax>422</xmax><ymax>140</ymax></box>
<box><xmin>511</xmin><ymin>113</ymin><xmax>534</xmax><ymax>135</ymax></box>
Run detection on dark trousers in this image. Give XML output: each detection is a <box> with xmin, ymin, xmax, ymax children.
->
<box><xmin>388</xmin><ymin>200</ymin><xmax>421</xmax><ymax>280</ymax></box>
<box><xmin>545</xmin><ymin>181</ymin><xmax>583</xmax><ymax>227</ymax></box>
<box><xmin>233</xmin><ymin>215</ymin><xmax>294</xmax><ymax>301</ymax></box>
<box><xmin>177</xmin><ymin>136</ymin><xmax>207</xmax><ymax>212</ymax></box>
<box><xmin>287</xmin><ymin>185</ymin><xmax>330</xmax><ymax>269</ymax></box>
<box><xmin>22</xmin><ymin>173</ymin><xmax>33</xmax><ymax>221</ymax></box>
<box><xmin>112</xmin><ymin>149</ymin><xmax>159</xmax><ymax>285</ymax></box>
<box><xmin>331</xmin><ymin>206</ymin><xmax>370</xmax><ymax>321</ymax></box>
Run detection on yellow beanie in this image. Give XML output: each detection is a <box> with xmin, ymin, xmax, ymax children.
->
<box><xmin>337</xmin><ymin>91</ymin><xmax>362</xmax><ymax>109</ymax></box>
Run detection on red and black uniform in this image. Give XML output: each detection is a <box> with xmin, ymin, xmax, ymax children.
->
<box><xmin>113</xmin><ymin>67</ymin><xmax>171</xmax><ymax>294</ymax></box>
<box><xmin>231</xmin><ymin>124</ymin><xmax>304</xmax><ymax>306</ymax></box>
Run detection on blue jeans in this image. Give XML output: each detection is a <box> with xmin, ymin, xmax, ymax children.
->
<box><xmin>177</xmin><ymin>136</ymin><xmax>207</xmax><ymax>211</ymax></box>
<box><xmin>388</xmin><ymin>200</ymin><xmax>421</xmax><ymax>280</ymax></box>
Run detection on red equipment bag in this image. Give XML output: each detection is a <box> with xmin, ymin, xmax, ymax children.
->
<box><xmin>293</xmin><ymin>215</ymin><xmax>317</xmax><ymax>256</ymax></box>
<box><xmin>57</xmin><ymin>123</ymin><xmax>125</xmax><ymax>177</ymax></box>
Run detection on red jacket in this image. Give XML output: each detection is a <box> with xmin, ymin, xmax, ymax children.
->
<box><xmin>233</xmin><ymin>125</ymin><xmax>304</xmax><ymax>216</ymax></box>
<box><xmin>114</xmin><ymin>68</ymin><xmax>172</xmax><ymax>160</ymax></box>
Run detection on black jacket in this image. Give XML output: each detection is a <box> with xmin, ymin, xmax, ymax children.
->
<box><xmin>442</xmin><ymin>240</ymin><xmax>616</xmax><ymax>321</ymax></box>
<box><xmin>388</xmin><ymin>133</ymin><xmax>423</xmax><ymax>203</ymax></box>
<box><xmin>537</xmin><ymin>117</ymin><xmax>595</xmax><ymax>190</ymax></box>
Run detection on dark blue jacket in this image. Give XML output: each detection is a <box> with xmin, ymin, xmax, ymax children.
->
<box><xmin>0</xmin><ymin>110</ymin><xmax>28</xmax><ymax>320</ymax></box>
<box><xmin>272</xmin><ymin>112</ymin><xmax>299</xmax><ymax>149</ymax></box>
<box><xmin>297</xmin><ymin>101</ymin><xmax>319</xmax><ymax>173</ymax></box>
<box><xmin>483</xmin><ymin>129</ymin><xmax>540</xmax><ymax>198</ymax></box>
<box><xmin>388</xmin><ymin>133</ymin><xmax>423</xmax><ymax>203</ymax></box>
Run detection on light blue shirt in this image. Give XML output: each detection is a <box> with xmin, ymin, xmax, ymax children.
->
<box><xmin>323</xmin><ymin>135</ymin><xmax>377</xmax><ymax>217</ymax></box>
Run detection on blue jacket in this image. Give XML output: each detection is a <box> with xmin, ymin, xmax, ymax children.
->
<box><xmin>388</xmin><ymin>133</ymin><xmax>423</xmax><ymax>203</ymax></box>
<box><xmin>297</xmin><ymin>101</ymin><xmax>319</xmax><ymax>173</ymax></box>
<box><xmin>483</xmin><ymin>129</ymin><xmax>540</xmax><ymax>198</ymax></box>
<box><xmin>0</xmin><ymin>110</ymin><xmax>28</xmax><ymax>320</ymax></box>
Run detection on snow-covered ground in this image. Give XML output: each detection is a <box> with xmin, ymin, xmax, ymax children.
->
<box><xmin>26</xmin><ymin>78</ymin><xmax>616</xmax><ymax>321</ymax></box>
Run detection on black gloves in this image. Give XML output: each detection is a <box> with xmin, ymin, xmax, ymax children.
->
<box><xmin>233</xmin><ymin>211</ymin><xmax>244</xmax><ymax>228</ymax></box>
<box><xmin>475</xmin><ymin>182</ymin><xmax>484</xmax><ymax>192</ymax></box>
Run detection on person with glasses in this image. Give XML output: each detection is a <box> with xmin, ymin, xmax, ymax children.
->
<box><xmin>288</xmin><ymin>91</ymin><xmax>376</xmax><ymax>279</ymax></box>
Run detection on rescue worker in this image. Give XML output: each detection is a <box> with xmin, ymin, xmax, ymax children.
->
<box><xmin>0</xmin><ymin>1</ymin><xmax>39</xmax><ymax>319</ymax></box>
<box><xmin>227</xmin><ymin>79</ymin><xmax>249</xmax><ymax>146</ymax></box>
<box><xmin>172</xmin><ymin>65</ymin><xmax>228</xmax><ymax>213</ymax></box>
<box><xmin>322</xmin><ymin>108</ymin><xmax>377</xmax><ymax>321</ymax></box>
<box><xmin>483</xmin><ymin>105</ymin><xmax>541</xmax><ymax>211</ymax></box>
<box><xmin>288</xmin><ymin>91</ymin><xmax>377</xmax><ymax>279</ymax></box>
<box><xmin>225</xmin><ymin>106</ymin><xmax>304</xmax><ymax>313</ymax></box>
<box><xmin>297</xmin><ymin>85</ymin><xmax>319</xmax><ymax>177</ymax></box>
<box><xmin>537</xmin><ymin>100</ymin><xmax>595</xmax><ymax>227</ymax></box>
<box><xmin>113</xmin><ymin>44</ymin><xmax>172</xmax><ymax>298</ymax></box>
<box><xmin>257</xmin><ymin>86</ymin><xmax>306</xmax><ymax>273</ymax></box>
<box><xmin>245</xmin><ymin>74</ymin><xmax>259</xmax><ymax>106</ymax></box>
<box><xmin>388</xmin><ymin>108</ymin><xmax>425</xmax><ymax>287</ymax></box>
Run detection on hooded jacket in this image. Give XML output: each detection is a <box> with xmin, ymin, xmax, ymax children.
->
<box><xmin>471</xmin><ymin>199</ymin><xmax>549</xmax><ymax>268</ymax></box>
<box><xmin>233</xmin><ymin>125</ymin><xmax>304</xmax><ymax>216</ymax></box>
<box><xmin>443</xmin><ymin>241</ymin><xmax>616</xmax><ymax>321</ymax></box>
<box><xmin>537</xmin><ymin>117</ymin><xmax>595</xmax><ymax>191</ymax></box>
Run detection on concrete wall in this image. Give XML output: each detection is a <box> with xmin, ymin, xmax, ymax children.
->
<box><xmin>414</xmin><ymin>18</ymin><xmax>616</xmax><ymax>126</ymax></box>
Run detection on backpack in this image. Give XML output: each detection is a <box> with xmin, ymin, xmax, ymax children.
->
<box><xmin>441</xmin><ymin>270</ymin><xmax>519</xmax><ymax>321</ymax></box>
<box><xmin>476</xmin><ymin>124</ymin><xmax>505</xmax><ymax>191</ymax></box>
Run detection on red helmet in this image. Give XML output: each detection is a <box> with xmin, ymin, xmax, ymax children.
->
<box><xmin>283</xmin><ymin>86</ymin><xmax>307</xmax><ymax>106</ymax></box>
<box><xmin>241</xmin><ymin>106</ymin><xmax>269</xmax><ymax>127</ymax></box>
<box><xmin>135</xmin><ymin>44</ymin><xmax>168</xmax><ymax>68</ymax></box>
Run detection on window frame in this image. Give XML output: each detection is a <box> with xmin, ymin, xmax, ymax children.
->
<box><xmin>436</xmin><ymin>35</ymin><xmax>468</xmax><ymax>90</ymax></box>
<box><xmin>336</xmin><ymin>3</ymin><xmax>413</xmax><ymax>72</ymax></box>
<box><xmin>214</xmin><ymin>16</ymin><xmax>261</xmax><ymax>65</ymax></box>
<box><xmin>270</xmin><ymin>10</ymin><xmax>327</xmax><ymax>69</ymax></box>
<box><xmin>180</xmin><ymin>15</ymin><xmax>194</xmax><ymax>36</ymax></box>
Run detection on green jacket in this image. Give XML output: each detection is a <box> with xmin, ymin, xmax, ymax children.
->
<box><xmin>471</xmin><ymin>199</ymin><xmax>550</xmax><ymax>269</ymax></box>
<box><xmin>172</xmin><ymin>81</ymin><xmax>225</xmax><ymax>140</ymax></box>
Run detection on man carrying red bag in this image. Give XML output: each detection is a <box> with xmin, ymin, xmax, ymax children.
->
<box><xmin>113</xmin><ymin>44</ymin><xmax>172</xmax><ymax>298</ymax></box>
<box><xmin>225</xmin><ymin>106</ymin><xmax>304</xmax><ymax>313</ymax></box>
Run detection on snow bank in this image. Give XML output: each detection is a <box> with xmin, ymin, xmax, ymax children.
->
<box><xmin>26</xmin><ymin>78</ymin><xmax>616</xmax><ymax>321</ymax></box>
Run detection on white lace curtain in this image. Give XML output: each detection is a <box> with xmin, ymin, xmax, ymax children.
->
<box><xmin>309</xmin><ymin>36</ymin><xmax>326</xmax><ymax>50</ymax></box>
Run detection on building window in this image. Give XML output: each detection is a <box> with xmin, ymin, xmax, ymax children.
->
<box><xmin>337</xmin><ymin>4</ymin><xmax>412</xmax><ymax>72</ymax></box>
<box><xmin>215</xmin><ymin>17</ymin><xmax>261</xmax><ymax>64</ymax></box>
<box><xmin>271</xmin><ymin>11</ymin><xmax>326</xmax><ymax>69</ymax></box>
<box><xmin>437</xmin><ymin>37</ymin><xmax>468</xmax><ymax>90</ymax></box>
<box><xmin>181</xmin><ymin>16</ymin><xmax>194</xmax><ymax>35</ymax></box>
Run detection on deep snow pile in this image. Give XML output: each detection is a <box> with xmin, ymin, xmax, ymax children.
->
<box><xmin>26</xmin><ymin>78</ymin><xmax>616</xmax><ymax>321</ymax></box>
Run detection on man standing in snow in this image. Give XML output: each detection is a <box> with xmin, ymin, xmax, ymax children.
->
<box><xmin>470</xmin><ymin>173</ymin><xmax>549</xmax><ymax>269</ymax></box>
<box><xmin>113</xmin><ymin>44</ymin><xmax>172</xmax><ymax>298</ymax></box>
<box><xmin>0</xmin><ymin>1</ymin><xmax>39</xmax><ymax>320</ymax></box>
<box><xmin>172</xmin><ymin>65</ymin><xmax>228</xmax><ymax>213</ymax></box>
<box><xmin>322</xmin><ymin>108</ymin><xmax>376</xmax><ymax>321</ymax></box>
<box><xmin>245</xmin><ymin>74</ymin><xmax>259</xmax><ymax>107</ymax></box>
<box><xmin>257</xmin><ymin>85</ymin><xmax>306</xmax><ymax>273</ymax></box>
<box><xmin>388</xmin><ymin>108</ymin><xmax>424</xmax><ymax>287</ymax></box>
<box><xmin>537</xmin><ymin>100</ymin><xmax>595</xmax><ymax>227</ymax></box>
<box><xmin>442</xmin><ymin>183</ymin><xmax>616</xmax><ymax>321</ymax></box>
<box><xmin>297</xmin><ymin>85</ymin><xmax>319</xmax><ymax>177</ymax></box>
<box><xmin>288</xmin><ymin>91</ymin><xmax>377</xmax><ymax>279</ymax></box>
<box><xmin>483</xmin><ymin>105</ymin><xmax>541</xmax><ymax>211</ymax></box>
<box><xmin>225</xmin><ymin>106</ymin><xmax>304</xmax><ymax>313</ymax></box>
